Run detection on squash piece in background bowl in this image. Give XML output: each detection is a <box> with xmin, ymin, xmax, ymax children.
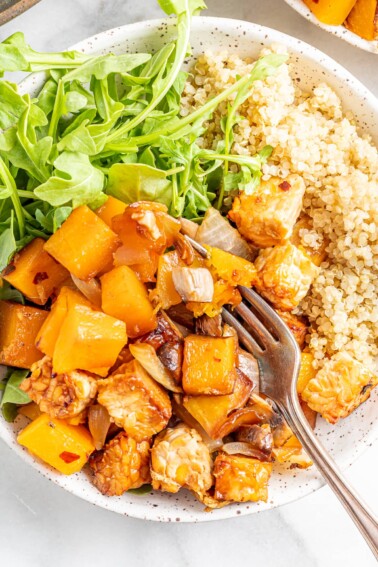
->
<box><xmin>346</xmin><ymin>0</ymin><xmax>378</xmax><ymax>40</ymax></box>
<box><xmin>303</xmin><ymin>0</ymin><xmax>358</xmax><ymax>25</ymax></box>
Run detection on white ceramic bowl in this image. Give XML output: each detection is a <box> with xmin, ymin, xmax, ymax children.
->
<box><xmin>284</xmin><ymin>0</ymin><xmax>378</xmax><ymax>54</ymax></box>
<box><xmin>1</xmin><ymin>17</ymin><xmax>377</xmax><ymax>522</ymax></box>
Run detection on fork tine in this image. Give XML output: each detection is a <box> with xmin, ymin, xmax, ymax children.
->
<box><xmin>234</xmin><ymin>302</ymin><xmax>277</xmax><ymax>347</ymax></box>
<box><xmin>238</xmin><ymin>286</ymin><xmax>290</xmax><ymax>340</ymax></box>
<box><xmin>222</xmin><ymin>307</ymin><xmax>264</xmax><ymax>356</ymax></box>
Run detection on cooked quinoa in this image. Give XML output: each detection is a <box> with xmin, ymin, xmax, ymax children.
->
<box><xmin>182</xmin><ymin>45</ymin><xmax>378</xmax><ymax>370</ymax></box>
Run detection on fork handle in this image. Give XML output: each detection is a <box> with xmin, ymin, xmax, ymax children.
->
<box><xmin>278</xmin><ymin>397</ymin><xmax>378</xmax><ymax>560</ymax></box>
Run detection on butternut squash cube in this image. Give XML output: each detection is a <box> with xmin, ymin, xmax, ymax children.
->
<box><xmin>205</xmin><ymin>246</ymin><xmax>257</xmax><ymax>288</ymax></box>
<box><xmin>303</xmin><ymin>0</ymin><xmax>358</xmax><ymax>25</ymax></box>
<box><xmin>2</xmin><ymin>238</ymin><xmax>69</xmax><ymax>306</ymax></box>
<box><xmin>183</xmin><ymin>371</ymin><xmax>252</xmax><ymax>438</ymax></box>
<box><xmin>0</xmin><ymin>301</ymin><xmax>48</xmax><ymax>368</ymax></box>
<box><xmin>96</xmin><ymin>196</ymin><xmax>126</xmax><ymax>227</ymax></box>
<box><xmin>17</xmin><ymin>413</ymin><xmax>94</xmax><ymax>474</ymax></box>
<box><xmin>44</xmin><ymin>205</ymin><xmax>120</xmax><ymax>280</ymax></box>
<box><xmin>101</xmin><ymin>265</ymin><xmax>157</xmax><ymax>338</ymax></box>
<box><xmin>36</xmin><ymin>287</ymin><xmax>92</xmax><ymax>358</ymax></box>
<box><xmin>183</xmin><ymin>335</ymin><xmax>237</xmax><ymax>395</ymax></box>
<box><xmin>152</xmin><ymin>250</ymin><xmax>183</xmax><ymax>310</ymax></box>
<box><xmin>53</xmin><ymin>303</ymin><xmax>127</xmax><ymax>376</ymax></box>
<box><xmin>346</xmin><ymin>0</ymin><xmax>378</xmax><ymax>40</ymax></box>
<box><xmin>297</xmin><ymin>352</ymin><xmax>317</xmax><ymax>395</ymax></box>
<box><xmin>213</xmin><ymin>453</ymin><xmax>272</xmax><ymax>502</ymax></box>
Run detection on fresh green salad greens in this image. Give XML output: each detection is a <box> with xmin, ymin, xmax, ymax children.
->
<box><xmin>0</xmin><ymin>369</ymin><xmax>30</xmax><ymax>422</ymax></box>
<box><xmin>0</xmin><ymin>0</ymin><xmax>287</xmax><ymax>276</ymax></box>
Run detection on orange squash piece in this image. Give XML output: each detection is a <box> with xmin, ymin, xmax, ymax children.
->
<box><xmin>153</xmin><ymin>250</ymin><xmax>183</xmax><ymax>309</ymax></box>
<box><xmin>182</xmin><ymin>335</ymin><xmax>237</xmax><ymax>395</ymax></box>
<box><xmin>0</xmin><ymin>301</ymin><xmax>48</xmax><ymax>369</ymax></box>
<box><xmin>303</xmin><ymin>0</ymin><xmax>357</xmax><ymax>25</ymax></box>
<box><xmin>53</xmin><ymin>303</ymin><xmax>127</xmax><ymax>376</ymax></box>
<box><xmin>346</xmin><ymin>0</ymin><xmax>378</xmax><ymax>39</ymax></box>
<box><xmin>35</xmin><ymin>287</ymin><xmax>92</xmax><ymax>358</ymax></box>
<box><xmin>17</xmin><ymin>413</ymin><xmax>94</xmax><ymax>474</ymax></box>
<box><xmin>96</xmin><ymin>196</ymin><xmax>126</xmax><ymax>227</ymax></box>
<box><xmin>44</xmin><ymin>205</ymin><xmax>120</xmax><ymax>280</ymax></box>
<box><xmin>18</xmin><ymin>402</ymin><xmax>42</xmax><ymax>421</ymax></box>
<box><xmin>183</xmin><ymin>371</ymin><xmax>252</xmax><ymax>438</ymax></box>
<box><xmin>297</xmin><ymin>352</ymin><xmax>318</xmax><ymax>395</ymax></box>
<box><xmin>205</xmin><ymin>246</ymin><xmax>257</xmax><ymax>288</ymax></box>
<box><xmin>101</xmin><ymin>265</ymin><xmax>157</xmax><ymax>338</ymax></box>
<box><xmin>2</xmin><ymin>238</ymin><xmax>69</xmax><ymax>306</ymax></box>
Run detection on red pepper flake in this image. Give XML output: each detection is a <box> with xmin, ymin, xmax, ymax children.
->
<box><xmin>214</xmin><ymin>357</ymin><xmax>221</xmax><ymax>362</ymax></box>
<box><xmin>59</xmin><ymin>451</ymin><xmax>80</xmax><ymax>464</ymax></box>
<box><xmin>33</xmin><ymin>271</ymin><xmax>49</xmax><ymax>284</ymax></box>
<box><xmin>279</xmin><ymin>181</ymin><xmax>291</xmax><ymax>191</ymax></box>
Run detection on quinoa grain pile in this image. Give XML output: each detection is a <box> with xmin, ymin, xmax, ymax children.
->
<box><xmin>182</xmin><ymin>46</ymin><xmax>378</xmax><ymax>369</ymax></box>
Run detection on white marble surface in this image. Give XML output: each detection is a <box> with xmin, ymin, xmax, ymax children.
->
<box><xmin>0</xmin><ymin>0</ymin><xmax>377</xmax><ymax>565</ymax></box>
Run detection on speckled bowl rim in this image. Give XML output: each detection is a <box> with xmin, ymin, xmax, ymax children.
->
<box><xmin>284</xmin><ymin>0</ymin><xmax>378</xmax><ymax>54</ymax></box>
<box><xmin>0</xmin><ymin>16</ymin><xmax>377</xmax><ymax>522</ymax></box>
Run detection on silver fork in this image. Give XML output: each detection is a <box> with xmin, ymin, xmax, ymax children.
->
<box><xmin>186</xmin><ymin>236</ymin><xmax>378</xmax><ymax>559</ymax></box>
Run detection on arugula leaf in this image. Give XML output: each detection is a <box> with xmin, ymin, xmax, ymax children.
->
<box><xmin>0</xmin><ymin>32</ymin><xmax>89</xmax><ymax>73</ymax></box>
<box><xmin>0</xmin><ymin>82</ymin><xmax>28</xmax><ymax>129</ymax></box>
<box><xmin>34</xmin><ymin>152</ymin><xmax>105</xmax><ymax>207</ymax></box>
<box><xmin>0</xmin><ymin>226</ymin><xmax>17</xmax><ymax>272</ymax></box>
<box><xmin>35</xmin><ymin>205</ymin><xmax>72</xmax><ymax>233</ymax></box>
<box><xmin>107</xmin><ymin>163</ymin><xmax>172</xmax><ymax>206</ymax></box>
<box><xmin>0</xmin><ymin>281</ymin><xmax>25</xmax><ymax>304</ymax></box>
<box><xmin>61</xmin><ymin>53</ymin><xmax>151</xmax><ymax>83</ymax></box>
<box><xmin>158</xmin><ymin>0</ymin><xmax>207</xmax><ymax>15</ymax></box>
<box><xmin>128</xmin><ymin>484</ymin><xmax>153</xmax><ymax>495</ymax></box>
<box><xmin>0</xmin><ymin>369</ymin><xmax>30</xmax><ymax>423</ymax></box>
<box><xmin>106</xmin><ymin>0</ymin><xmax>204</xmax><ymax>144</ymax></box>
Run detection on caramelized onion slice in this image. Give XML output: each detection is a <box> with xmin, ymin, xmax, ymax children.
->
<box><xmin>71</xmin><ymin>274</ymin><xmax>102</xmax><ymax>307</ymax></box>
<box><xmin>129</xmin><ymin>343</ymin><xmax>183</xmax><ymax>393</ymax></box>
<box><xmin>88</xmin><ymin>404</ymin><xmax>111</xmax><ymax>450</ymax></box>
<box><xmin>195</xmin><ymin>207</ymin><xmax>257</xmax><ymax>261</ymax></box>
<box><xmin>216</xmin><ymin>407</ymin><xmax>262</xmax><ymax>438</ymax></box>
<box><xmin>237</xmin><ymin>349</ymin><xmax>260</xmax><ymax>391</ymax></box>
<box><xmin>221</xmin><ymin>442</ymin><xmax>271</xmax><ymax>461</ymax></box>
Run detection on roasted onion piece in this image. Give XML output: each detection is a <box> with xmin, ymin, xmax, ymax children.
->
<box><xmin>221</xmin><ymin>442</ymin><xmax>271</xmax><ymax>461</ymax></box>
<box><xmin>195</xmin><ymin>313</ymin><xmax>223</xmax><ymax>337</ymax></box>
<box><xmin>129</xmin><ymin>343</ymin><xmax>183</xmax><ymax>393</ymax></box>
<box><xmin>195</xmin><ymin>207</ymin><xmax>257</xmax><ymax>261</ymax></box>
<box><xmin>172</xmin><ymin>398</ymin><xmax>223</xmax><ymax>453</ymax></box>
<box><xmin>235</xmin><ymin>424</ymin><xmax>273</xmax><ymax>456</ymax></box>
<box><xmin>157</xmin><ymin>341</ymin><xmax>183</xmax><ymax>382</ymax></box>
<box><xmin>88</xmin><ymin>404</ymin><xmax>111</xmax><ymax>450</ymax></box>
<box><xmin>71</xmin><ymin>274</ymin><xmax>102</xmax><ymax>307</ymax></box>
<box><xmin>237</xmin><ymin>350</ymin><xmax>259</xmax><ymax>392</ymax></box>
